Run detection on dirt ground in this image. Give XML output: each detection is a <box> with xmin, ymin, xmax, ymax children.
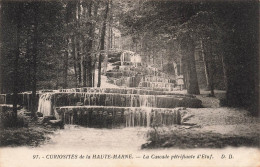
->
<box><xmin>142</xmin><ymin>90</ymin><xmax>260</xmax><ymax>149</ymax></box>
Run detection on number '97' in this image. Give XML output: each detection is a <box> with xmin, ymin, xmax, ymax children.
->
<box><xmin>33</xmin><ymin>155</ymin><xmax>39</xmax><ymax>159</ymax></box>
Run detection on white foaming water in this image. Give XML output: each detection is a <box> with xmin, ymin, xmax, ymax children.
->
<box><xmin>37</xmin><ymin>93</ymin><xmax>53</xmax><ymax>116</ymax></box>
<box><xmin>143</xmin><ymin>107</ymin><xmax>152</xmax><ymax>127</ymax></box>
<box><xmin>139</xmin><ymin>95</ymin><xmax>156</xmax><ymax>107</ymax></box>
<box><xmin>139</xmin><ymin>95</ymin><xmax>153</xmax><ymax>127</ymax></box>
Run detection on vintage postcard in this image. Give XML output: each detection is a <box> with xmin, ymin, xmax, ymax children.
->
<box><xmin>0</xmin><ymin>0</ymin><xmax>259</xmax><ymax>167</ymax></box>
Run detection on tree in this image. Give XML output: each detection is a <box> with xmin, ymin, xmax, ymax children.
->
<box><xmin>0</xmin><ymin>3</ymin><xmax>2</xmax><ymax>94</ymax></box>
<box><xmin>97</xmin><ymin>0</ymin><xmax>109</xmax><ymax>87</ymax></box>
<box><xmin>13</xmin><ymin>3</ymin><xmax>22</xmax><ymax>122</ymax></box>
<box><xmin>219</xmin><ymin>1</ymin><xmax>259</xmax><ymax>114</ymax></box>
<box><xmin>118</xmin><ymin>0</ymin><xmax>201</xmax><ymax>94</ymax></box>
<box><xmin>185</xmin><ymin>11</ymin><xmax>226</xmax><ymax>95</ymax></box>
<box><xmin>177</xmin><ymin>33</ymin><xmax>200</xmax><ymax>95</ymax></box>
<box><xmin>30</xmin><ymin>2</ymin><xmax>39</xmax><ymax>118</ymax></box>
<box><xmin>0</xmin><ymin>0</ymin><xmax>258</xmax><ymax>116</ymax></box>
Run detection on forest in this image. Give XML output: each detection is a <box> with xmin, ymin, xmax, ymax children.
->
<box><xmin>0</xmin><ymin>0</ymin><xmax>259</xmax><ymax>122</ymax></box>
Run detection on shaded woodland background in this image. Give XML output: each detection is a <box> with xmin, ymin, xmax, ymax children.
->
<box><xmin>0</xmin><ymin>0</ymin><xmax>259</xmax><ymax>116</ymax></box>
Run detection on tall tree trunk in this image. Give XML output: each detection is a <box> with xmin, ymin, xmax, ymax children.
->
<box><xmin>188</xmin><ymin>46</ymin><xmax>200</xmax><ymax>94</ymax></box>
<box><xmin>81</xmin><ymin>1</ymin><xmax>88</xmax><ymax>87</ymax></box>
<box><xmin>86</xmin><ymin>0</ymin><xmax>96</xmax><ymax>87</ymax></box>
<box><xmin>72</xmin><ymin>36</ymin><xmax>78</xmax><ymax>87</ymax></box>
<box><xmin>152</xmin><ymin>49</ymin><xmax>155</xmax><ymax>65</ymax></box>
<box><xmin>97</xmin><ymin>0</ymin><xmax>109</xmax><ymax>87</ymax></box>
<box><xmin>182</xmin><ymin>58</ymin><xmax>188</xmax><ymax>90</ymax></box>
<box><xmin>90</xmin><ymin>1</ymin><xmax>99</xmax><ymax>87</ymax></box>
<box><xmin>179</xmin><ymin>57</ymin><xmax>187</xmax><ymax>89</ymax></box>
<box><xmin>77</xmin><ymin>1</ymin><xmax>86</xmax><ymax>87</ymax></box>
<box><xmin>63</xmin><ymin>2</ymin><xmax>74</xmax><ymax>89</ymax></box>
<box><xmin>82</xmin><ymin>39</ymin><xmax>87</xmax><ymax>87</ymax></box>
<box><xmin>208</xmin><ymin>62</ymin><xmax>215</xmax><ymax>96</ymax></box>
<box><xmin>31</xmin><ymin>2</ymin><xmax>39</xmax><ymax>118</ymax></box>
<box><xmin>108</xmin><ymin>25</ymin><xmax>113</xmax><ymax>49</ymax></box>
<box><xmin>69</xmin><ymin>1</ymin><xmax>78</xmax><ymax>87</ymax></box>
<box><xmin>0</xmin><ymin>2</ymin><xmax>3</xmax><ymax>94</ymax></box>
<box><xmin>224</xmin><ymin>1</ymin><xmax>259</xmax><ymax>115</ymax></box>
<box><xmin>77</xmin><ymin>48</ymin><xmax>82</xmax><ymax>85</ymax></box>
<box><xmin>206</xmin><ymin>41</ymin><xmax>215</xmax><ymax>96</ymax></box>
<box><xmin>181</xmin><ymin>37</ymin><xmax>200</xmax><ymax>95</ymax></box>
<box><xmin>76</xmin><ymin>1</ymin><xmax>83</xmax><ymax>86</ymax></box>
<box><xmin>81</xmin><ymin>55</ymin><xmax>86</xmax><ymax>87</ymax></box>
<box><xmin>81</xmin><ymin>0</ymin><xmax>87</xmax><ymax>87</ymax></box>
<box><xmin>221</xmin><ymin>53</ymin><xmax>227</xmax><ymax>89</ymax></box>
<box><xmin>25</xmin><ymin>31</ymin><xmax>32</xmax><ymax>91</ymax></box>
<box><xmin>55</xmin><ymin>64</ymin><xmax>60</xmax><ymax>89</ymax></box>
<box><xmin>63</xmin><ymin>38</ymin><xmax>69</xmax><ymax>89</ymax></box>
<box><xmin>76</xmin><ymin>37</ymin><xmax>82</xmax><ymax>85</ymax></box>
<box><xmin>92</xmin><ymin>60</ymin><xmax>95</xmax><ymax>86</ymax></box>
<box><xmin>109</xmin><ymin>4</ymin><xmax>114</xmax><ymax>50</ymax></box>
<box><xmin>86</xmin><ymin>56</ymin><xmax>93</xmax><ymax>88</ymax></box>
<box><xmin>13</xmin><ymin>2</ymin><xmax>22</xmax><ymax>123</ymax></box>
<box><xmin>201</xmin><ymin>40</ymin><xmax>210</xmax><ymax>89</ymax></box>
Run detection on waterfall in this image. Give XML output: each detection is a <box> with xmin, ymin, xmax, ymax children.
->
<box><xmin>37</xmin><ymin>93</ymin><xmax>53</xmax><ymax>116</ymax></box>
<box><xmin>143</xmin><ymin>107</ymin><xmax>152</xmax><ymax>127</ymax></box>
<box><xmin>1</xmin><ymin>49</ymin><xmax>203</xmax><ymax>129</ymax></box>
<box><xmin>139</xmin><ymin>95</ymin><xmax>156</xmax><ymax>107</ymax></box>
<box><xmin>52</xmin><ymin>87</ymin><xmax>184</xmax><ymax>96</ymax></box>
<box><xmin>30</xmin><ymin>47</ymin><xmax>199</xmax><ymax>126</ymax></box>
<box><xmin>124</xmin><ymin>107</ymin><xmax>151</xmax><ymax>127</ymax></box>
<box><xmin>55</xmin><ymin>106</ymin><xmax>184</xmax><ymax>128</ymax></box>
<box><xmin>139</xmin><ymin>95</ymin><xmax>154</xmax><ymax>127</ymax></box>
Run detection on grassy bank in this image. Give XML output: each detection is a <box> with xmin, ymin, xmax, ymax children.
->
<box><xmin>142</xmin><ymin>126</ymin><xmax>259</xmax><ymax>149</ymax></box>
<box><xmin>0</xmin><ymin>111</ymin><xmax>57</xmax><ymax>147</ymax></box>
<box><xmin>0</xmin><ymin>126</ymin><xmax>53</xmax><ymax>147</ymax></box>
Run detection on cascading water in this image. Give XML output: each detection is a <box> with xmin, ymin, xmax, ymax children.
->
<box><xmin>37</xmin><ymin>93</ymin><xmax>53</xmax><ymax>116</ymax></box>
<box><xmin>140</xmin><ymin>95</ymin><xmax>154</xmax><ymax>107</ymax></box>
<box><xmin>55</xmin><ymin>87</ymin><xmax>188</xmax><ymax>96</ymax></box>
<box><xmin>34</xmin><ymin>90</ymin><xmax>201</xmax><ymax>127</ymax></box>
<box><xmin>143</xmin><ymin>107</ymin><xmax>152</xmax><ymax>127</ymax></box>
<box><xmin>27</xmin><ymin>50</ymin><xmax>202</xmax><ymax>128</ymax></box>
<box><xmin>55</xmin><ymin>106</ymin><xmax>182</xmax><ymax>128</ymax></box>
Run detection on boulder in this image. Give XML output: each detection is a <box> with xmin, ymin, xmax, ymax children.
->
<box><xmin>46</xmin><ymin>125</ymin><xmax>52</xmax><ymax>128</ymax></box>
<box><xmin>49</xmin><ymin>120</ymin><xmax>64</xmax><ymax>129</ymax></box>
<box><xmin>36</xmin><ymin>112</ymin><xmax>43</xmax><ymax>117</ymax></box>
<box><xmin>24</xmin><ymin>112</ymin><xmax>31</xmax><ymax>116</ymax></box>
<box><xmin>42</xmin><ymin>115</ymin><xmax>56</xmax><ymax>123</ymax></box>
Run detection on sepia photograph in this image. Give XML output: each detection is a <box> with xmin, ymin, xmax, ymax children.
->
<box><xmin>0</xmin><ymin>0</ymin><xmax>259</xmax><ymax>167</ymax></box>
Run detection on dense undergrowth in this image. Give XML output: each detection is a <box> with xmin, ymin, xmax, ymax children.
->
<box><xmin>0</xmin><ymin>110</ymin><xmax>55</xmax><ymax>147</ymax></box>
<box><xmin>0</xmin><ymin>127</ymin><xmax>52</xmax><ymax>147</ymax></box>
